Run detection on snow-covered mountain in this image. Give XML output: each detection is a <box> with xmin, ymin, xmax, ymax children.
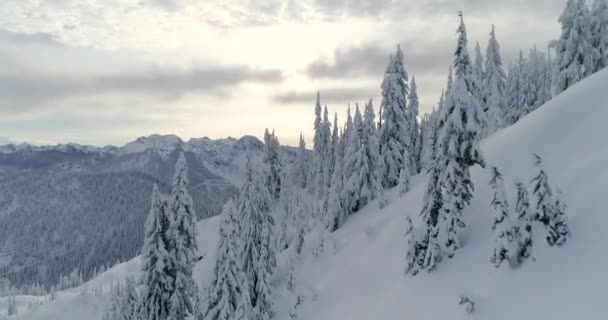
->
<box><xmin>11</xmin><ymin>52</ymin><xmax>608</xmax><ymax>320</ymax></box>
<box><xmin>0</xmin><ymin>134</ymin><xmax>289</xmax><ymax>291</ymax></box>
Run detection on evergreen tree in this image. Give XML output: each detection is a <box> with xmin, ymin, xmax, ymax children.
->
<box><xmin>437</xmin><ymin>12</ymin><xmax>486</xmax><ymax>258</ymax></box>
<box><xmin>408</xmin><ymin>76</ymin><xmax>421</xmax><ymax>173</ymax></box>
<box><xmin>327</xmin><ymin>139</ymin><xmax>345</xmax><ymax>231</ymax></box>
<box><xmin>489</xmin><ymin>167</ymin><xmax>514</xmax><ymax>268</ymax></box>
<box><xmin>166</xmin><ymin>152</ymin><xmax>199</xmax><ymax>320</ymax></box>
<box><xmin>140</xmin><ymin>184</ymin><xmax>173</xmax><ymax>320</ymax></box>
<box><xmin>513</xmin><ymin>181</ymin><xmax>533</xmax><ymax>264</ymax></box>
<box><xmin>483</xmin><ymin>25</ymin><xmax>507</xmax><ymax>134</ymax></box>
<box><xmin>379</xmin><ymin>45</ymin><xmax>411</xmax><ymax>189</ymax></box>
<box><xmin>263</xmin><ymin>128</ymin><xmax>283</xmax><ymax>200</ymax></box>
<box><xmin>405</xmin><ymin>164</ymin><xmax>443</xmax><ymax>275</ymax></box>
<box><xmin>591</xmin><ymin>0</ymin><xmax>608</xmax><ymax>72</ymax></box>
<box><xmin>362</xmin><ymin>100</ymin><xmax>383</xmax><ymax>204</ymax></box>
<box><xmin>342</xmin><ymin>104</ymin><xmax>368</xmax><ymax>214</ymax></box>
<box><xmin>121</xmin><ymin>277</ymin><xmax>140</xmax><ymax>320</ymax></box>
<box><xmin>311</xmin><ymin>93</ymin><xmax>331</xmax><ymax>197</ymax></box>
<box><xmin>555</xmin><ymin>0</ymin><xmax>597</xmax><ymax>94</ymax></box>
<box><xmin>199</xmin><ymin>199</ymin><xmax>245</xmax><ymax>320</ymax></box>
<box><xmin>239</xmin><ymin>159</ymin><xmax>276</xmax><ymax>320</ymax></box>
<box><xmin>473</xmin><ymin>41</ymin><xmax>485</xmax><ymax>108</ymax></box>
<box><xmin>531</xmin><ymin>154</ymin><xmax>570</xmax><ymax>246</ymax></box>
<box><xmin>292</xmin><ymin>133</ymin><xmax>308</xmax><ymax>189</ymax></box>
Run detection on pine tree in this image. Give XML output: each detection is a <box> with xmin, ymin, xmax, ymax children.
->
<box><xmin>473</xmin><ymin>41</ymin><xmax>485</xmax><ymax>108</ymax></box>
<box><xmin>531</xmin><ymin>154</ymin><xmax>570</xmax><ymax>247</ymax></box>
<box><xmin>483</xmin><ymin>25</ymin><xmax>507</xmax><ymax>134</ymax></box>
<box><xmin>405</xmin><ymin>164</ymin><xmax>443</xmax><ymax>275</ymax></box>
<box><xmin>342</xmin><ymin>104</ymin><xmax>367</xmax><ymax>215</ymax></box>
<box><xmin>362</xmin><ymin>100</ymin><xmax>383</xmax><ymax>203</ymax></box>
<box><xmin>121</xmin><ymin>277</ymin><xmax>140</xmax><ymax>320</ymax></box>
<box><xmin>379</xmin><ymin>45</ymin><xmax>411</xmax><ymax>189</ymax></box>
<box><xmin>556</xmin><ymin>0</ymin><xmax>597</xmax><ymax>94</ymax></box>
<box><xmin>239</xmin><ymin>158</ymin><xmax>276</xmax><ymax>320</ymax></box>
<box><xmin>408</xmin><ymin>76</ymin><xmax>421</xmax><ymax>173</ymax></box>
<box><xmin>591</xmin><ymin>0</ymin><xmax>608</xmax><ymax>72</ymax></box>
<box><xmin>437</xmin><ymin>12</ymin><xmax>486</xmax><ymax>258</ymax></box>
<box><xmin>292</xmin><ymin>133</ymin><xmax>308</xmax><ymax>189</ymax></box>
<box><xmin>327</xmin><ymin>125</ymin><xmax>346</xmax><ymax>231</ymax></box>
<box><xmin>166</xmin><ymin>152</ymin><xmax>199</xmax><ymax>320</ymax></box>
<box><xmin>140</xmin><ymin>184</ymin><xmax>173</xmax><ymax>320</ymax></box>
<box><xmin>199</xmin><ymin>199</ymin><xmax>245</xmax><ymax>320</ymax></box>
<box><xmin>263</xmin><ymin>128</ymin><xmax>284</xmax><ymax>200</ymax></box>
<box><xmin>489</xmin><ymin>167</ymin><xmax>514</xmax><ymax>268</ymax></box>
<box><xmin>513</xmin><ymin>181</ymin><xmax>533</xmax><ymax>264</ymax></box>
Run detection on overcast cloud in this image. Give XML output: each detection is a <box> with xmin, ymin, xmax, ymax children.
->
<box><xmin>0</xmin><ymin>0</ymin><xmax>566</xmax><ymax>146</ymax></box>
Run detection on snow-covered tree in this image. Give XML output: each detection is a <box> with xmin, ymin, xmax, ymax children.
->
<box><xmin>555</xmin><ymin>0</ymin><xmax>597</xmax><ymax>94</ymax></box>
<box><xmin>239</xmin><ymin>158</ymin><xmax>276</xmax><ymax>320</ymax></box>
<box><xmin>489</xmin><ymin>167</ymin><xmax>514</xmax><ymax>268</ymax></box>
<box><xmin>436</xmin><ymin>12</ymin><xmax>486</xmax><ymax>258</ymax></box>
<box><xmin>166</xmin><ymin>152</ymin><xmax>199</xmax><ymax>320</ymax></box>
<box><xmin>379</xmin><ymin>45</ymin><xmax>411</xmax><ymax>190</ymax></box>
<box><xmin>292</xmin><ymin>133</ymin><xmax>308</xmax><ymax>189</ymax></box>
<box><xmin>408</xmin><ymin>76</ymin><xmax>421</xmax><ymax>173</ymax></box>
<box><xmin>103</xmin><ymin>277</ymin><xmax>140</xmax><ymax>320</ymax></box>
<box><xmin>198</xmin><ymin>199</ymin><xmax>245</xmax><ymax>320</ymax></box>
<box><xmin>311</xmin><ymin>93</ymin><xmax>331</xmax><ymax>197</ymax></box>
<box><xmin>591</xmin><ymin>0</ymin><xmax>608</xmax><ymax>72</ymax></box>
<box><xmin>531</xmin><ymin>154</ymin><xmax>570</xmax><ymax>246</ymax></box>
<box><xmin>263</xmin><ymin>128</ymin><xmax>284</xmax><ymax>200</ymax></box>
<box><xmin>140</xmin><ymin>184</ymin><xmax>173</xmax><ymax>320</ymax></box>
<box><xmin>473</xmin><ymin>41</ymin><xmax>485</xmax><ymax>107</ymax></box>
<box><xmin>121</xmin><ymin>277</ymin><xmax>140</xmax><ymax>320</ymax></box>
<box><xmin>362</xmin><ymin>100</ymin><xmax>384</xmax><ymax>205</ymax></box>
<box><xmin>513</xmin><ymin>181</ymin><xmax>533</xmax><ymax>265</ymax></box>
<box><xmin>405</xmin><ymin>164</ymin><xmax>443</xmax><ymax>275</ymax></box>
<box><xmin>483</xmin><ymin>25</ymin><xmax>507</xmax><ymax>134</ymax></box>
<box><xmin>327</xmin><ymin>130</ymin><xmax>346</xmax><ymax>231</ymax></box>
<box><xmin>342</xmin><ymin>104</ymin><xmax>368</xmax><ymax>215</ymax></box>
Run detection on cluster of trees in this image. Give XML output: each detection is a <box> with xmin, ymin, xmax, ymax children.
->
<box><xmin>104</xmin><ymin>152</ymin><xmax>200</xmax><ymax>320</ymax></box>
<box><xmin>489</xmin><ymin>155</ymin><xmax>570</xmax><ymax>269</ymax></box>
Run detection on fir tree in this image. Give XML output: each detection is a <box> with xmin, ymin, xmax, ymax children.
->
<box><xmin>473</xmin><ymin>41</ymin><xmax>485</xmax><ymax>108</ymax></box>
<box><xmin>362</xmin><ymin>100</ymin><xmax>383</xmax><ymax>204</ymax></box>
<box><xmin>140</xmin><ymin>184</ymin><xmax>173</xmax><ymax>320</ymax></box>
<box><xmin>531</xmin><ymin>154</ymin><xmax>570</xmax><ymax>246</ymax></box>
<box><xmin>292</xmin><ymin>133</ymin><xmax>308</xmax><ymax>189</ymax></box>
<box><xmin>379</xmin><ymin>45</ymin><xmax>411</xmax><ymax>189</ymax></box>
<box><xmin>437</xmin><ymin>12</ymin><xmax>486</xmax><ymax>258</ymax></box>
<box><xmin>489</xmin><ymin>167</ymin><xmax>514</xmax><ymax>268</ymax></box>
<box><xmin>555</xmin><ymin>0</ymin><xmax>597</xmax><ymax>94</ymax></box>
<box><xmin>408</xmin><ymin>76</ymin><xmax>421</xmax><ymax>173</ymax></box>
<box><xmin>591</xmin><ymin>0</ymin><xmax>608</xmax><ymax>71</ymax></box>
<box><xmin>483</xmin><ymin>25</ymin><xmax>507</xmax><ymax>134</ymax></box>
<box><xmin>239</xmin><ymin>158</ymin><xmax>276</xmax><ymax>320</ymax></box>
<box><xmin>342</xmin><ymin>104</ymin><xmax>368</xmax><ymax>214</ymax></box>
<box><xmin>199</xmin><ymin>199</ymin><xmax>245</xmax><ymax>320</ymax></box>
<box><xmin>263</xmin><ymin>128</ymin><xmax>284</xmax><ymax>200</ymax></box>
<box><xmin>166</xmin><ymin>152</ymin><xmax>199</xmax><ymax>320</ymax></box>
<box><xmin>513</xmin><ymin>181</ymin><xmax>533</xmax><ymax>264</ymax></box>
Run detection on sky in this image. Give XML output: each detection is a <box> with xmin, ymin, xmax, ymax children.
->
<box><xmin>0</xmin><ymin>0</ymin><xmax>564</xmax><ymax>147</ymax></box>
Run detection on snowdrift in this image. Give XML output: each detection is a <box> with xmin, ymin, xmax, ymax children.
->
<box><xmin>13</xmin><ymin>68</ymin><xmax>608</xmax><ymax>319</ymax></box>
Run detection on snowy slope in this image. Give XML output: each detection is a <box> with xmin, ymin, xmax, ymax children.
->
<box><xmin>293</xmin><ymin>68</ymin><xmax>608</xmax><ymax>320</ymax></box>
<box><xmin>12</xmin><ymin>68</ymin><xmax>608</xmax><ymax>320</ymax></box>
<box><xmin>12</xmin><ymin>217</ymin><xmax>221</xmax><ymax>320</ymax></box>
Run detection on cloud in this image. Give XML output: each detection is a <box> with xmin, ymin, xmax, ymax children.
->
<box><xmin>0</xmin><ymin>66</ymin><xmax>284</xmax><ymax>111</ymax></box>
<box><xmin>0</xmin><ymin>30</ymin><xmax>285</xmax><ymax>111</ymax></box>
<box><xmin>272</xmin><ymin>87</ymin><xmax>378</xmax><ymax>105</ymax></box>
<box><xmin>305</xmin><ymin>40</ymin><xmax>453</xmax><ymax>80</ymax></box>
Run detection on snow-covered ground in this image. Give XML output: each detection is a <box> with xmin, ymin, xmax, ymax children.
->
<box><xmin>10</xmin><ymin>68</ymin><xmax>608</xmax><ymax>319</ymax></box>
